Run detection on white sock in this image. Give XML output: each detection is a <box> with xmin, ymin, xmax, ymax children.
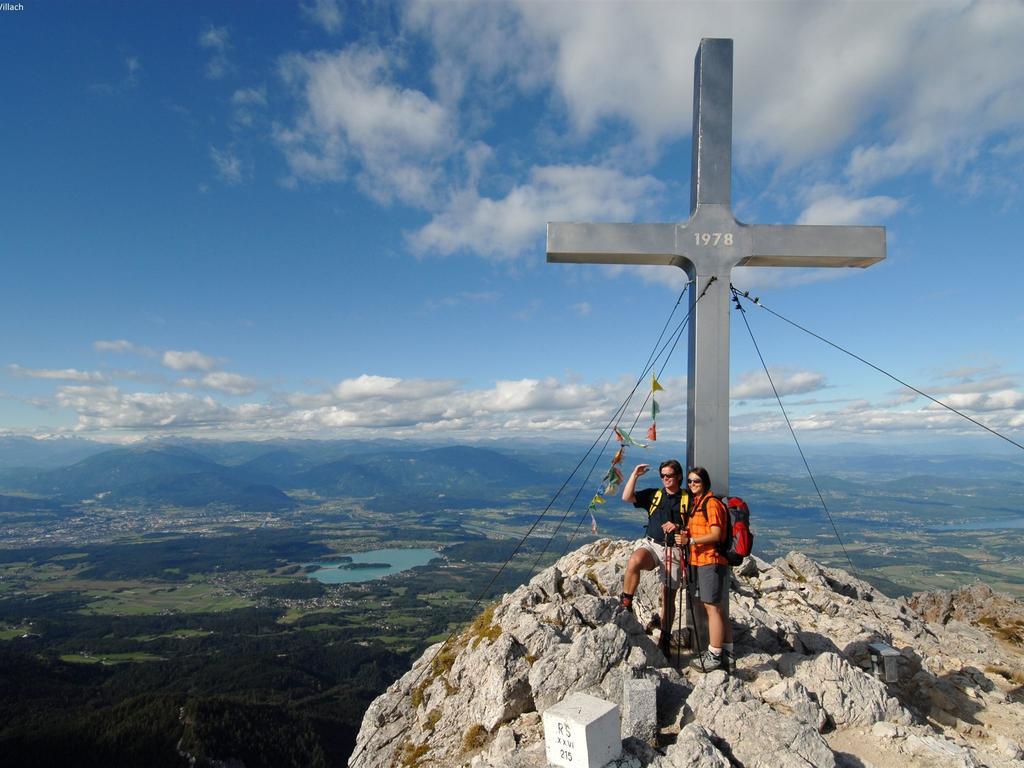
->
<box><xmin>708</xmin><ymin>646</ymin><xmax>722</xmax><ymax>656</ymax></box>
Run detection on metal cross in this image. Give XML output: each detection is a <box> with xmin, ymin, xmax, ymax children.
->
<box><xmin>548</xmin><ymin>39</ymin><xmax>885</xmax><ymax>495</ymax></box>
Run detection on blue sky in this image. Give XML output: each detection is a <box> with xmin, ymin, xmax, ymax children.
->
<box><xmin>2</xmin><ymin>0</ymin><xmax>1023</xmax><ymax>449</ymax></box>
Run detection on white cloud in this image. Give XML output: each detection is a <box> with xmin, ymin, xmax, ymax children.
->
<box><xmin>18</xmin><ymin>354</ymin><xmax>1020</xmax><ymax>442</ymax></box>
<box><xmin>55</xmin><ymin>385</ymin><xmax>255</xmax><ymax>432</ymax></box>
<box><xmin>7</xmin><ymin>364</ymin><xmax>105</xmax><ymax>382</ymax></box>
<box><xmin>183</xmin><ymin>372</ymin><xmax>259</xmax><ymax>396</ymax></box>
<box><xmin>301</xmin><ymin>0</ymin><xmax>343</xmax><ymax>34</ymax></box>
<box><xmin>403</xmin><ymin>1</ymin><xmax>553</xmax><ymax>107</ymax></box>
<box><xmin>409</xmin><ymin>1</ymin><xmax>1024</xmax><ymax>195</ymax></box>
<box><xmin>199</xmin><ymin>24</ymin><xmax>232</xmax><ymax>80</ymax></box>
<box><xmin>277</xmin><ymin>46</ymin><xmax>452</xmax><ymax>205</ymax></box>
<box><xmin>844</xmin><ymin>2</ymin><xmax>1024</xmax><ymax>187</ymax></box>
<box><xmin>937</xmin><ymin>375</ymin><xmax>1018</xmax><ymax>395</ymax></box>
<box><xmin>231</xmin><ymin>87</ymin><xmax>267</xmax><ymax>126</ymax></box>
<box><xmin>210</xmin><ymin>145</ymin><xmax>244</xmax><ymax>185</ymax></box>
<box><xmin>939</xmin><ymin>390</ymin><xmax>1024</xmax><ymax>413</ymax></box>
<box><xmin>797</xmin><ymin>194</ymin><xmax>905</xmax><ymax>226</ymax></box>
<box><xmin>572</xmin><ymin>302</ymin><xmax>591</xmax><ymax>317</ymax></box>
<box><xmin>94</xmin><ymin>339</ymin><xmax>137</xmax><ymax>353</ymax></box>
<box><xmin>232</xmin><ymin>87</ymin><xmax>267</xmax><ymax>107</ymax></box>
<box><xmin>731</xmin><ymin>368</ymin><xmax>828</xmax><ymax>401</ymax></box>
<box><xmin>162</xmin><ymin>350</ymin><xmax>219</xmax><ymax>372</ymax></box>
<box><xmin>410</xmin><ymin>164</ymin><xmax>664</xmax><ymax>260</ymax></box>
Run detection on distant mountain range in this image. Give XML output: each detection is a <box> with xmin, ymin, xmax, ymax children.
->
<box><xmin>0</xmin><ymin>435</ymin><xmax>1021</xmax><ymax>513</ymax></box>
<box><xmin>0</xmin><ymin>439</ymin><xmax>555</xmax><ymax>511</ymax></box>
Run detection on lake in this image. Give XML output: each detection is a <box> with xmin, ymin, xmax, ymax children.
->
<box><xmin>305</xmin><ymin>548</ymin><xmax>439</xmax><ymax>584</ymax></box>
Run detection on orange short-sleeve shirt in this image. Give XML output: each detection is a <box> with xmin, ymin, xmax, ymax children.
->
<box><xmin>687</xmin><ymin>494</ymin><xmax>727</xmax><ymax>567</ymax></box>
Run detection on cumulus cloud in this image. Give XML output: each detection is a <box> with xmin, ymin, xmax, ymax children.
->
<box><xmin>403</xmin><ymin>1</ymin><xmax>553</xmax><ymax>106</ymax></box>
<box><xmin>277</xmin><ymin>46</ymin><xmax>452</xmax><ymax>205</ymax></box>
<box><xmin>16</xmin><ymin>355</ymin><xmax>1021</xmax><ymax>442</ymax></box>
<box><xmin>410</xmin><ymin>1</ymin><xmax>1023</xmax><ymax>198</ymax></box>
<box><xmin>797</xmin><ymin>193</ymin><xmax>905</xmax><ymax>226</ymax></box>
<box><xmin>844</xmin><ymin>2</ymin><xmax>1024</xmax><ymax>187</ymax></box>
<box><xmin>731</xmin><ymin>368</ymin><xmax>828</xmax><ymax>401</ymax></box>
<box><xmin>55</xmin><ymin>385</ymin><xmax>256</xmax><ymax>432</ymax></box>
<box><xmin>7</xmin><ymin>364</ymin><xmax>105</xmax><ymax>382</ymax></box>
<box><xmin>182</xmin><ymin>372</ymin><xmax>259</xmax><ymax>396</ymax></box>
<box><xmin>162</xmin><ymin>350</ymin><xmax>219</xmax><ymax>372</ymax></box>
<box><xmin>410</xmin><ymin>164</ymin><xmax>664</xmax><ymax>260</ymax></box>
<box><xmin>301</xmin><ymin>0</ymin><xmax>343</xmax><ymax>34</ymax></box>
<box><xmin>938</xmin><ymin>390</ymin><xmax>1024</xmax><ymax>413</ymax></box>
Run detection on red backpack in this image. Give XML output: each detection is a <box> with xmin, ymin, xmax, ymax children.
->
<box><xmin>694</xmin><ymin>495</ymin><xmax>754</xmax><ymax>566</ymax></box>
<box><xmin>720</xmin><ymin>497</ymin><xmax>754</xmax><ymax>566</ymax></box>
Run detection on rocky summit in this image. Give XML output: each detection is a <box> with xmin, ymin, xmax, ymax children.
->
<box><xmin>350</xmin><ymin>541</ymin><xmax>1024</xmax><ymax>768</ymax></box>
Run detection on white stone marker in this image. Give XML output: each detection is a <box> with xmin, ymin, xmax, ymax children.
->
<box><xmin>542</xmin><ymin>692</ymin><xmax>621</xmax><ymax>768</ymax></box>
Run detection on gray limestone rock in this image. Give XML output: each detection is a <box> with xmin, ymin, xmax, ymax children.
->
<box><xmin>350</xmin><ymin>539</ymin><xmax>1024</xmax><ymax>768</ymax></box>
<box><xmin>786</xmin><ymin>651</ymin><xmax>913</xmax><ymax>727</ymax></box>
<box><xmin>685</xmin><ymin>672</ymin><xmax>838</xmax><ymax>768</ymax></box>
<box><xmin>654</xmin><ymin>723</ymin><xmax>731</xmax><ymax>767</ymax></box>
<box><xmin>760</xmin><ymin>678</ymin><xmax>829</xmax><ymax>732</ymax></box>
<box><xmin>622</xmin><ymin>677</ymin><xmax>658</xmax><ymax>743</ymax></box>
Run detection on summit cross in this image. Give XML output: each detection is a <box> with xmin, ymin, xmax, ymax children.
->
<box><xmin>547</xmin><ymin>38</ymin><xmax>886</xmax><ymax>495</ymax></box>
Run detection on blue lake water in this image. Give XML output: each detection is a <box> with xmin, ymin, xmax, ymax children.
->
<box><xmin>305</xmin><ymin>548</ymin><xmax>439</xmax><ymax>584</ymax></box>
<box><xmin>928</xmin><ymin>517</ymin><xmax>1024</xmax><ymax>531</ymax></box>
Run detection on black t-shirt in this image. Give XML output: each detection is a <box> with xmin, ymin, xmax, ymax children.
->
<box><xmin>633</xmin><ymin>487</ymin><xmax>690</xmax><ymax>543</ymax></box>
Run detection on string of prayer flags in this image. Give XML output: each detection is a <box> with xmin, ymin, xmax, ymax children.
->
<box><xmin>647</xmin><ymin>422</ymin><xmax>657</xmax><ymax>441</ymax></box>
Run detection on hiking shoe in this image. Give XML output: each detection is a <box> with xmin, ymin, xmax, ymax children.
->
<box><xmin>690</xmin><ymin>650</ymin><xmax>722</xmax><ymax>673</ymax></box>
<box><xmin>643</xmin><ymin>613</ymin><xmax>661</xmax><ymax>635</ymax></box>
<box><xmin>721</xmin><ymin>650</ymin><xmax>736</xmax><ymax>673</ymax></box>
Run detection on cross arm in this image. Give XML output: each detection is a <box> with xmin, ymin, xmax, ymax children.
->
<box><xmin>742</xmin><ymin>224</ymin><xmax>886</xmax><ymax>268</ymax></box>
<box><xmin>547</xmin><ymin>223</ymin><xmax>679</xmax><ymax>265</ymax></box>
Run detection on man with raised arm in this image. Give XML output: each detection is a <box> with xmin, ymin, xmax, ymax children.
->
<box><xmin>619</xmin><ymin>460</ymin><xmax>689</xmax><ymax>615</ymax></box>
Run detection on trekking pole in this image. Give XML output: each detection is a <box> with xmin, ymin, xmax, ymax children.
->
<box><xmin>659</xmin><ymin>538</ymin><xmax>672</xmax><ymax>659</ymax></box>
<box><xmin>682</xmin><ymin>537</ymin><xmax>706</xmax><ymax>670</ymax></box>
<box><xmin>675</xmin><ymin>553</ymin><xmax>685</xmax><ymax>672</ymax></box>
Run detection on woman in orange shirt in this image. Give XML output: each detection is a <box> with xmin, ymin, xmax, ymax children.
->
<box><xmin>679</xmin><ymin>466</ymin><xmax>733</xmax><ymax>672</ymax></box>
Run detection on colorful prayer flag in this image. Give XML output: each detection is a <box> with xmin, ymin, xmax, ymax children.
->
<box><xmin>602</xmin><ymin>465</ymin><xmax>624</xmax><ymax>495</ymax></box>
<box><xmin>652</xmin><ymin>375</ymin><xmax>664</xmax><ymax>392</ymax></box>
<box><xmin>651</xmin><ymin>399</ymin><xmax>660</xmax><ymax>422</ymax></box>
<box><xmin>647</xmin><ymin>423</ymin><xmax>657</xmax><ymax>441</ymax></box>
<box><xmin>614</xmin><ymin>426</ymin><xmax>648</xmax><ymax>448</ymax></box>
<box><xmin>612</xmin><ymin>446</ymin><xmax>624</xmax><ymax>466</ymax></box>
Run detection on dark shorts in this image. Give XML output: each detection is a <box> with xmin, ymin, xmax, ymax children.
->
<box><xmin>695</xmin><ymin>563</ymin><xmax>729</xmax><ymax>605</ymax></box>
